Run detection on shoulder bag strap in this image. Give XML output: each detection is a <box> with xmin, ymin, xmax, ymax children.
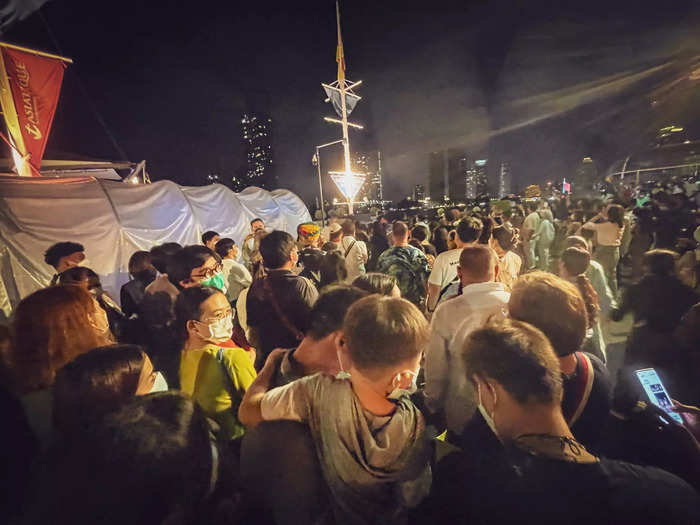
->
<box><xmin>216</xmin><ymin>347</ymin><xmax>238</xmax><ymax>397</ymax></box>
<box><xmin>344</xmin><ymin>239</ymin><xmax>357</xmax><ymax>259</ymax></box>
<box><xmin>567</xmin><ymin>352</ymin><xmax>595</xmax><ymax>426</ymax></box>
<box><xmin>262</xmin><ymin>277</ymin><xmax>304</xmax><ymax>341</ymax></box>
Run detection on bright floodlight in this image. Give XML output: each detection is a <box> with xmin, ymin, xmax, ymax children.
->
<box><xmin>329</xmin><ymin>170</ymin><xmax>366</xmax><ymax>201</ymax></box>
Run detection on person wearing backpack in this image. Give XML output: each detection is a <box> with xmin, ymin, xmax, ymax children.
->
<box><xmin>376</xmin><ymin>221</ymin><xmax>430</xmax><ymax>309</ymax></box>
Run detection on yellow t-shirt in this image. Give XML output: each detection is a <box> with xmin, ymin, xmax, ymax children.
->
<box><xmin>179</xmin><ymin>343</ymin><xmax>256</xmax><ymax>440</ymax></box>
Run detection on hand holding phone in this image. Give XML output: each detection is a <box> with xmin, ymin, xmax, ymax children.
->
<box><xmin>635</xmin><ymin>368</ymin><xmax>684</xmax><ymax>425</ymax></box>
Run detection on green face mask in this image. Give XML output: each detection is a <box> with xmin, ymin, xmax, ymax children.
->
<box><xmin>201</xmin><ymin>272</ymin><xmax>226</xmax><ymax>291</ymax></box>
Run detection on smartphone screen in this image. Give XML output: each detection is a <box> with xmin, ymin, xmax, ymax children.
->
<box><xmin>635</xmin><ymin>368</ymin><xmax>684</xmax><ymax>425</ymax></box>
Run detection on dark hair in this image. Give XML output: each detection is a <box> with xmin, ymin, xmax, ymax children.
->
<box><xmin>149</xmin><ymin>243</ymin><xmax>182</xmax><ymax>274</ymax></box>
<box><xmin>344</xmin><ymin>296</ymin><xmax>428</xmax><ymax>377</ymax></box>
<box><xmin>251</xmin><ymin>218</ymin><xmax>264</xmax><ymax>227</ymax></box>
<box><xmin>44</xmin><ymin>242</ymin><xmax>84</xmax><ymax>268</ymax></box>
<box><xmin>58</xmin><ymin>266</ymin><xmax>101</xmax><ymax>291</ymax></box>
<box><xmin>457</xmin><ymin>216</ymin><xmax>483</xmax><ymax>243</ymax></box>
<box><xmin>509</xmin><ymin>272</ymin><xmax>588</xmax><ymax>357</ymax></box>
<box><xmin>259</xmin><ymin>230</ymin><xmax>296</xmax><ymax>269</ymax></box>
<box><xmin>606</xmin><ymin>204</ymin><xmax>624</xmax><ymax>229</ymax></box>
<box><xmin>174</xmin><ymin>285</ymin><xmax>220</xmax><ymax>342</ymax></box>
<box><xmin>432</xmin><ymin>226</ymin><xmax>449</xmax><ymax>254</ymax></box>
<box><xmin>306</xmin><ymin>285</ymin><xmax>368</xmax><ymax>340</ymax></box>
<box><xmin>372</xmin><ymin>221</ymin><xmax>386</xmax><ymax>238</ymax></box>
<box><xmin>167</xmin><ymin>246</ymin><xmax>215</xmax><ymax>289</ymax></box>
<box><xmin>40</xmin><ymin>392</ymin><xmax>214</xmax><ymax>525</ymax></box>
<box><xmin>341</xmin><ymin>219</ymin><xmax>355</xmax><ymax>236</ymax></box>
<box><xmin>643</xmin><ymin>249</ymin><xmax>678</xmax><ymax>276</ymax></box>
<box><xmin>127</xmin><ymin>251</ymin><xmax>153</xmax><ymax>277</ymax></box>
<box><xmin>352</xmin><ymin>273</ymin><xmax>398</xmax><ymax>296</ymax></box>
<box><xmin>411</xmin><ymin>225</ymin><xmax>429</xmax><ymax>243</ymax></box>
<box><xmin>478</xmin><ymin>217</ymin><xmax>493</xmax><ymax>245</ymax></box>
<box><xmin>319</xmin><ymin>251</ymin><xmax>348</xmax><ymax>289</ymax></box>
<box><xmin>201</xmin><ymin>231</ymin><xmax>219</xmax><ymax>245</ymax></box>
<box><xmin>322</xmin><ymin>241</ymin><xmax>339</xmax><ymax>253</ymax></box>
<box><xmin>53</xmin><ymin>344</ymin><xmax>146</xmax><ymax>435</ymax></box>
<box><xmin>462</xmin><ymin>319</ymin><xmax>563</xmax><ymax>405</ymax></box>
<box><xmin>214</xmin><ymin>237</ymin><xmax>236</xmax><ymax>258</ymax></box>
<box><xmin>561</xmin><ymin>247</ymin><xmax>599</xmax><ymax>327</ymax></box>
<box><xmin>492</xmin><ymin>226</ymin><xmax>516</xmax><ymax>251</ymax></box>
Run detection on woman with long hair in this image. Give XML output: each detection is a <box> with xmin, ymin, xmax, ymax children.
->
<box><xmin>176</xmin><ymin>286</ymin><xmax>255</xmax><ymax>441</ymax></box>
<box><xmin>10</xmin><ymin>285</ymin><xmax>113</xmax><ymax>446</ymax></box>
<box><xmin>583</xmin><ymin>204</ymin><xmax>625</xmax><ymax>296</ymax></box>
<box><xmin>560</xmin><ymin>247</ymin><xmax>605</xmax><ymax>362</ymax></box>
<box><xmin>490</xmin><ymin>225</ymin><xmax>522</xmax><ymax>292</ymax></box>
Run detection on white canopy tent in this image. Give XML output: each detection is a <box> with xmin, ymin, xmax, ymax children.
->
<box><xmin>0</xmin><ymin>176</ymin><xmax>311</xmax><ymax>317</ymax></box>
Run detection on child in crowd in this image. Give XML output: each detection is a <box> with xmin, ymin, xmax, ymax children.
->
<box><xmin>239</xmin><ymin>295</ymin><xmax>432</xmax><ymax>524</ymax></box>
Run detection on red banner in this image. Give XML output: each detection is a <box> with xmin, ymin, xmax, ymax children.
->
<box><xmin>1</xmin><ymin>47</ymin><xmax>65</xmax><ymax>175</ymax></box>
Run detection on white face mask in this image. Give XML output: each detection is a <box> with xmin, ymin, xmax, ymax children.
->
<box><xmin>387</xmin><ymin>368</ymin><xmax>419</xmax><ymax>400</ymax></box>
<box><xmin>477</xmin><ymin>381</ymin><xmax>500</xmax><ymax>440</ymax></box>
<box><xmin>196</xmin><ymin>314</ymin><xmax>233</xmax><ymax>343</ymax></box>
<box><xmin>336</xmin><ymin>350</ymin><xmax>351</xmax><ymax>380</ymax></box>
<box><xmin>149</xmin><ymin>371</ymin><xmax>169</xmax><ymax>393</ymax></box>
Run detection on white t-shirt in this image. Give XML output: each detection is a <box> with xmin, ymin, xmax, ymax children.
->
<box><xmin>428</xmin><ymin>248</ymin><xmax>463</xmax><ymax>290</ymax></box>
<box><xmin>341</xmin><ymin>236</ymin><xmax>368</xmax><ymax>282</ymax></box>
<box><xmin>222</xmin><ymin>258</ymin><xmax>252</xmax><ymax>303</ymax></box>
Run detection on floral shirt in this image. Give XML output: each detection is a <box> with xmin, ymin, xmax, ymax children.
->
<box><xmin>376</xmin><ymin>245</ymin><xmax>430</xmax><ymax>308</ymax></box>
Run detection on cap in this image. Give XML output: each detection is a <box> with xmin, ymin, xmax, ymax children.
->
<box><xmin>329</xmin><ymin>223</ymin><xmax>343</xmax><ymax>234</ymax></box>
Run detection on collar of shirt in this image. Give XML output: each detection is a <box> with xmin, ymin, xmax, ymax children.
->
<box><xmin>461</xmin><ymin>281</ymin><xmax>506</xmax><ymax>296</ymax></box>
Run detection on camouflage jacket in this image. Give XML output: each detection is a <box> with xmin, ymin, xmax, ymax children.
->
<box><xmin>376</xmin><ymin>245</ymin><xmax>430</xmax><ymax>307</ymax></box>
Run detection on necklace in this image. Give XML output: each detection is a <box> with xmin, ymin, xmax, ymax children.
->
<box><xmin>514</xmin><ymin>433</ymin><xmax>597</xmax><ymax>463</ymax></box>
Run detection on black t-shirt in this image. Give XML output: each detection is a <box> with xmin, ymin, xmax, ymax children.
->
<box><xmin>414</xmin><ymin>446</ymin><xmax>700</xmax><ymax>525</ymax></box>
<box><xmin>562</xmin><ymin>352</ymin><xmax>612</xmax><ymax>453</ymax></box>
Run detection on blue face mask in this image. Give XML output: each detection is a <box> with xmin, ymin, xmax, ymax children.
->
<box><xmin>201</xmin><ymin>272</ymin><xmax>226</xmax><ymax>292</ymax></box>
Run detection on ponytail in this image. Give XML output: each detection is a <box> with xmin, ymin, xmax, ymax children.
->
<box><xmin>576</xmin><ymin>274</ymin><xmax>599</xmax><ymax>328</ymax></box>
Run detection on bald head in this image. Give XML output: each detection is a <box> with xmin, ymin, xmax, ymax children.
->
<box><xmin>458</xmin><ymin>245</ymin><xmax>497</xmax><ymax>284</ymax></box>
<box><xmin>392</xmin><ymin>221</ymin><xmax>410</xmax><ymax>244</ymax></box>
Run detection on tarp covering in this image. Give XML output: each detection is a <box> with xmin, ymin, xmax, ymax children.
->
<box><xmin>0</xmin><ymin>177</ymin><xmax>311</xmax><ymax>316</ymax></box>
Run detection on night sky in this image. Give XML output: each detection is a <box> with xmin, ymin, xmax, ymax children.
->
<box><xmin>4</xmin><ymin>0</ymin><xmax>700</xmax><ymax>203</ymax></box>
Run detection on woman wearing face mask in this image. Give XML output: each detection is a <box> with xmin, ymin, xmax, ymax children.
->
<box><xmin>176</xmin><ymin>285</ymin><xmax>256</xmax><ymax>441</ymax></box>
<box><xmin>52</xmin><ymin>344</ymin><xmax>166</xmax><ymax>437</ymax></box>
<box><xmin>9</xmin><ymin>285</ymin><xmax>114</xmax><ymax>448</ymax></box>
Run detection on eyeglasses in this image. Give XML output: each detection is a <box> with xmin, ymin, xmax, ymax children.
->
<box><xmin>191</xmin><ymin>262</ymin><xmax>223</xmax><ymax>280</ymax></box>
<box><xmin>201</xmin><ymin>308</ymin><xmax>233</xmax><ymax>323</ymax></box>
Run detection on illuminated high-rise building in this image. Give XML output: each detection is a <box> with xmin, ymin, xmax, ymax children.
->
<box><xmin>353</xmin><ymin>151</ymin><xmax>384</xmax><ymax>204</ymax></box>
<box><xmin>498</xmin><ymin>161</ymin><xmax>511</xmax><ymax>198</ymax></box>
<box><xmin>241</xmin><ymin>113</ymin><xmax>276</xmax><ymax>189</ymax></box>
<box><xmin>413</xmin><ymin>184</ymin><xmax>425</xmax><ymax>202</ymax></box>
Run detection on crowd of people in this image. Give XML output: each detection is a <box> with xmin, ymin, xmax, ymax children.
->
<box><xmin>1</xmin><ymin>183</ymin><xmax>700</xmax><ymax>524</ymax></box>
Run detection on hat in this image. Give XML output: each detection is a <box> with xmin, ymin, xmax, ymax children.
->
<box><xmin>329</xmin><ymin>223</ymin><xmax>342</xmax><ymax>234</ymax></box>
<box><xmin>298</xmin><ymin>222</ymin><xmax>320</xmax><ymax>241</ymax></box>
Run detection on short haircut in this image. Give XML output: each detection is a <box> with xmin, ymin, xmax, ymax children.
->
<box><xmin>214</xmin><ymin>237</ymin><xmax>236</xmax><ymax>258</ymax></box>
<box><xmin>509</xmin><ymin>271</ymin><xmax>587</xmax><ymax>357</ymax></box>
<box><xmin>392</xmin><ymin>220</ymin><xmax>409</xmax><ymax>238</ymax></box>
<box><xmin>128</xmin><ymin>251</ymin><xmax>153</xmax><ymax>276</ymax></box>
<box><xmin>459</xmin><ymin>245</ymin><xmax>496</xmax><ymax>279</ymax></box>
<box><xmin>352</xmin><ymin>273</ymin><xmax>398</xmax><ymax>296</ymax></box>
<box><xmin>561</xmin><ymin>247</ymin><xmax>590</xmax><ymax>276</ymax></box>
<box><xmin>259</xmin><ymin>230</ymin><xmax>296</xmax><ymax>269</ymax></box>
<box><xmin>150</xmin><ymin>242</ymin><xmax>182</xmax><ymax>274</ymax></box>
<box><xmin>411</xmin><ymin>225</ymin><xmax>428</xmax><ymax>242</ymax></box>
<box><xmin>251</xmin><ymin>218</ymin><xmax>264</xmax><ymax>227</ymax></box>
<box><xmin>174</xmin><ymin>285</ymin><xmax>220</xmax><ymax>341</ymax></box>
<box><xmin>344</xmin><ymin>295</ymin><xmax>428</xmax><ymax>377</ymax></box>
<box><xmin>53</xmin><ymin>344</ymin><xmax>147</xmax><ymax>435</ymax></box>
<box><xmin>201</xmin><ymin>231</ymin><xmax>219</xmax><ymax>245</ymax></box>
<box><xmin>306</xmin><ymin>285</ymin><xmax>368</xmax><ymax>340</ymax></box>
<box><xmin>462</xmin><ymin>319</ymin><xmax>563</xmax><ymax>405</ymax></box>
<box><xmin>478</xmin><ymin>217</ymin><xmax>494</xmax><ymax>244</ymax></box>
<box><xmin>319</xmin><ymin>251</ymin><xmax>348</xmax><ymax>288</ymax></box>
<box><xmin>564</xmin><ymin>236</ymin><xmax>589</xmax><ymax>251</ymax></box>
<box><xmin>341</xmin><ymin>219</ymin><xmax>355</xmax><ymax>236</ymax></box>
<box><xmin>457</xmin><ymin>216</ymin><xmax>483</xmax><ymax>243</ymax></box>
<box><xmin>167</xmin><ymin>246</ymin><xmax>215</xmax><ymax>289</ymax></box>
<box><xmin>44</xmin><ymin>242</ymin><xmax>84</xmax><ymax>268</ymax></box>
<box><xmin>643</xmin><ymin>249</ymin><xmax>678</xmax><ymax>276</ymax></box>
